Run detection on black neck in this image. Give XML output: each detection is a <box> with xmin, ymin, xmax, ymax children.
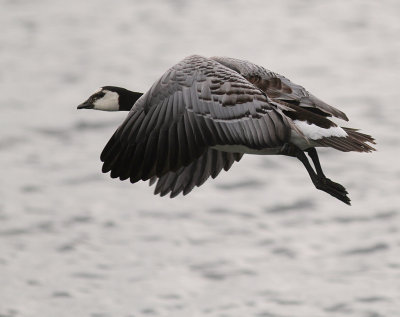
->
<box><xmin>119</xmin><ymin>90</ymin><xmax>143</xmax><ymax>111</ymax></box>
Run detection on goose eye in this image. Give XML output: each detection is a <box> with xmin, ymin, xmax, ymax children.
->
<box><xmin>93</xmin><ymin>92</ymin><xmax>105</xmax><ymax>101</ymax></box>
<box><xmin>90</xmin><ymin>92</ymin><xmax>105</xmax><ymax>103</ymax></box>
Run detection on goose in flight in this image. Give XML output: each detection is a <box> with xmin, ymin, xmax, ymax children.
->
<box><xmin>77</xmin><ymin>55</ymin><xmax>375</xmax><ymax>205</ymax></box>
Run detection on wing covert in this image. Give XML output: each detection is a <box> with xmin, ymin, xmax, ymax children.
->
<box><xmin>211</xmin><ymin>56</ymin><xmax>349</xmax><ymax>121</ymax></box>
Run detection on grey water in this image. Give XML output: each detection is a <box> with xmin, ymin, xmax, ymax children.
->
<box><xmin>1</xmin><ymin>0</ymin><xmax>399</xmax><ymax>316</ymax></box>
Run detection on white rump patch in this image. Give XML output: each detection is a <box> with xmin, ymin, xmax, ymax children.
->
<box><xmin>294</xmin><ymin>120</ymin><xmax>348</xmax><ymax>140</ymax></box>
<box><xmin>93</xmin><ymin>90</ymin><xmax>119</xmax><ymax>111</ymax></box>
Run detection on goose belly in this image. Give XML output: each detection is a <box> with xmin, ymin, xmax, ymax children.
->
<box><xmin>289</xmin><ymin>130</ymin><xmax>317</xmax><ymax>150</ymax></box>
<box><xmin>211</xmin><ymin>144</ymin><xmax>281</xmax><ymax>155</ymax></box>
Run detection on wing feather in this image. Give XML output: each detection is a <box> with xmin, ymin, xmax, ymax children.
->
<box><xmin>101</xmin><ymin>55</ymin><xmax>290</xmax><ymax>183</ymax></box>
<box><xmin>149</xmin><ymin>149</ymin><xmax>243</xmax><ymax>197</ymax></box>
<box><xmin>211</xmin><ymin>56</ymin><xmax>349</xmax><ymax>121</ymax></box>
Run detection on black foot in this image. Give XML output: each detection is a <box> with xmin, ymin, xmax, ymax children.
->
<box><xmin>315</xmin><ymin>177</ymin><xmax>351</xmax><ymax>205</ymax></box>
<box><xmin>280</xmin><ymin>143</ymin><xmax>351</xmax><ymax>205</ymax></box>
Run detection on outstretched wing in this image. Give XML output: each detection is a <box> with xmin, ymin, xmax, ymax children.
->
<box><xmin>100</xmin><ymin>55</ymin><xmax>291</xmax><ymax>184</ymax></box>
<box><xmin>149</xmin><ymin>149</ymin><xmax>243</xmax><ymax>198</ymax></box>
<box><xmin>211</xmin><ymin>56</ymin><xmax>349</xmax><ymax>121</ymax></box>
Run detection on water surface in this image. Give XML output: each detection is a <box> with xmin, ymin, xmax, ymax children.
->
<box><xmin>1</xmin><ymin>0</ymin><xmax>399</xmax><ymax>316</ymax></box>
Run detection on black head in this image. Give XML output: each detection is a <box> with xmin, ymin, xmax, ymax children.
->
<box><xmin>77</xmin><ymin>86</ymin><xmax>143</xmax><ymax>111</ymax></box>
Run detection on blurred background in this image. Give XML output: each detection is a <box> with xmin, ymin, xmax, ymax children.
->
<box><xmin>1</xmin><ymin>0</ymin><xmax>399</xmax><ymax>316</ymax></box>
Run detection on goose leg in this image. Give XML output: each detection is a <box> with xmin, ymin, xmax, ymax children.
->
<box><xmin>306</xmin><ymin>148</ymin><xmax>325</xmax><ymax>177</ymax></box>
<box><xmin>280</xmin><ymin>144</ymin><xmax>351</xmax><ymax>205</ymax></box>
<box><xmin>306</xmin><ymin>147</ymin><xmax>348</xmax><ymax>194</ymax></box>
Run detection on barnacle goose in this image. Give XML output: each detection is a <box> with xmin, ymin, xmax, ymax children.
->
<box><xmin>77</xmin><ymin>55</ymin><xmax>375</xmax><ymax>205</ymax></box>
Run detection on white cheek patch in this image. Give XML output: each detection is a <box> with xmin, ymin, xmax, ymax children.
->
<box><xmin>294</xmin><ymin>120</ymin><xmax>348</xmax><ymax>140</ymax></box>
<box><xmin>93</xmin><ymin>91</ymin><xmax>119</xmax><ymax>111</ymax></box>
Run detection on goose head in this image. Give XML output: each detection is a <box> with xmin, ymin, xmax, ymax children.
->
<box><xmin>77</xmin><ymin>86</ymin><xmax>143</xmax><ymax>112</ymax></box>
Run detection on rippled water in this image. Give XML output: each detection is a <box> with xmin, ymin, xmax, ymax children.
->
<box><xmin>1</xmin><ymin>0</ymin><xmax>399</xmax><ymax>316</ymax></box>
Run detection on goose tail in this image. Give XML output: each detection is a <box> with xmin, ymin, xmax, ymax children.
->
<box><xmin>315</xmin><ymin>127</ymin><xmax>376</xmax><ymax>153</ymax></box>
